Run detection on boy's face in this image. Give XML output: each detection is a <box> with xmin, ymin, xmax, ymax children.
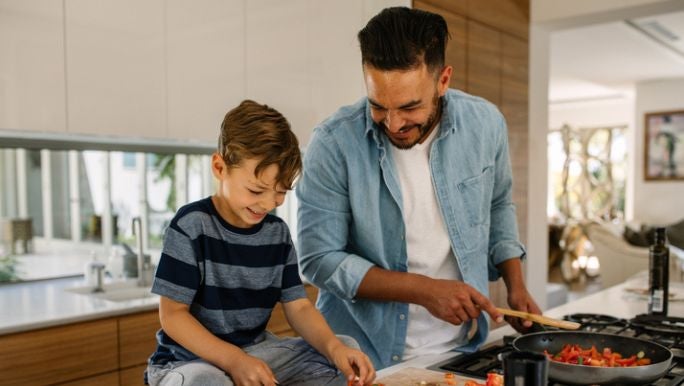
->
<box><xmin>211</xmin><ymin>154</ymin><xmax>287</xmax><ymax>228</ymax></box>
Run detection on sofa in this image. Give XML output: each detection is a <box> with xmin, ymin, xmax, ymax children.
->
<box><xmin>584</xmin><ymin>220</ymin><xmax>684</xmax><ymax>288</ymax></box>
<box><xmin>584</xmin><ymin>222</ymin><xmax>649</xmax><ymax>288</ymax></box>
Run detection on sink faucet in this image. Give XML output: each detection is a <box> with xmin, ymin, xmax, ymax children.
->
<box><xmin>132</xmin><ymin>217</ymin><xmax>149</xmax><ymax>287</ymax></box>
<box><xmin>91</xmin><ymin>261</ymin><xmax>106</xmax><ymax>293</ymax></box>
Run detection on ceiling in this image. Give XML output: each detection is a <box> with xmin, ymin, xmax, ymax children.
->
<box><xmin>549</xmin><ymin>10</ymin><xmax>684</xmax><ymax>104</ymax></box>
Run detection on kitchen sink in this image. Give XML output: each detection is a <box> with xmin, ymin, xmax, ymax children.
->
<box><xmin>65</xmin><ymin>280</ymin><xmax>156</xmax><ymax>302</ymax></box>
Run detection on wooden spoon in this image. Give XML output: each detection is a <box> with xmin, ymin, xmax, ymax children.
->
<box><xmin>496</xmin><ymin>307</ymin><xmax>581</xmax><ymax>330</ymax></box>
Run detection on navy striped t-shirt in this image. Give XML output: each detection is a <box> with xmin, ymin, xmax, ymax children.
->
<box><xmin>149</xmin><ymin>197</ymin><xmax>306</xmax><ymax>365</ymax></box>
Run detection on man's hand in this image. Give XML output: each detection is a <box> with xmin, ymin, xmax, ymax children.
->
<box><xmin>328</xmin><ymin>344</ymin><xmax>376</xmax><ymax>386</ymax></box>
<box><xmin>224</xmin><ymin>352</ymin><xmax>279</xmax><ymax>386</ymax></box>
<box><xmin>506</xmin><ymin>286</ymin><xmax>542</xmax><ymax>333</ymax></box>
<box><xmin>421</xmin><ymin>279</ymin><xmax>504</xmax><ymax>326</ymax></box>
<box><xmin>497</xmin><ymin>258</ymin><xmax>542</xmax><ymax>333</ymax></box>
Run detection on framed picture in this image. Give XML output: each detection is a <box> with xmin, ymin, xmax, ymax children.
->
<box><xmin>644</xmin><ymin>110</ymin><xmax>684</xmax><ymax>180</ymax></box>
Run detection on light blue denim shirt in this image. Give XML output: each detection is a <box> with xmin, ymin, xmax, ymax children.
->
<box><xmin>296</xmin><ymin>89</ymin><xmax>526</xmax><ymax>369</ymax></box>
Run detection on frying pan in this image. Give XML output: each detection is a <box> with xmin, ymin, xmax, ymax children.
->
<box><xmin>512</xmin><ymin>331</ymin><xmax>673</xmax><ymax>385</ymax></box>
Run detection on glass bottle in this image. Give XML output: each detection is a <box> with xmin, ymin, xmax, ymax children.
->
<box><xmin>648</xmin><ymin>227</ymin><xmax>669</xmax><ymax>316</ymax></box>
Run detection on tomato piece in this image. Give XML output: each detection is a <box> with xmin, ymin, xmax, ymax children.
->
<box><xmin>486</xmin><ymin>372</ymin><xmax>503</xmax><ymax>386</ymax></box>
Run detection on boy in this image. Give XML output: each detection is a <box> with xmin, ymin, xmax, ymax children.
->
<box><xmin>146</xmin><ymin>100</ymin><xmax>375</xmax><ymax>386</ymax></box>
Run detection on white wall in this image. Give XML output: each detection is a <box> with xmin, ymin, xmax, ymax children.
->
<box><xmin>549</xmin><ymin>98</ymin><xmax>634</xmax><ymax>130</ymax></box>
<box><xmin>532</xmin><ymin>0</ymin><xmax>684</xmax><ymax>28</ymax></box>
<box><xmin>632</xmin><ymin>78</ymin><xmax>684</xmax><ymax>225</ymax></box>
<box><xmin>530</xmin><ymin>0</ymin><xmax>684</xmax><ymax>308</ymax></box>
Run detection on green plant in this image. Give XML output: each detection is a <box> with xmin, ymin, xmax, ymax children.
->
<box><xmin>152</xmin><ymin>154</ymin><xmax>176</xmax><ymax>212</ymax></box>
<box><xmin>0</xmin><ymin>254</ymin><xmax>20</xmax><ymax>283</ymax></box>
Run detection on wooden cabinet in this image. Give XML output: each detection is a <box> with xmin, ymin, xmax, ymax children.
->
<box><xmin>119</xmin><ymin>364</ymin><xmax>147</xmax><ymax>386</ymax></box>
<box><xmin>0</xmin><ymin>311</ymin><xmax>160</xmax><ymax>386</ymax></box>
<box><xmin>57</xmin><ymin>372</ymin><xmax>120</xmax><ymax>386</ymax></box>
<box><xmin>0</xmin><ymin>285</ymin><xmax>320</xmax><ymax>386</ymax></box>
<box><xmin>119</xmin><ymin>310</ymin><xmax>160</xmax><ymax>369</ymax></box>
<box><xmin>0</xmin><ymin>318</ymin><xmax>119</xmax><ymax>386</ymax></box>
<box><xmin>266</xmin><ymin>284</ymin><xmax>319</xmax><ymax>337</ymax></box>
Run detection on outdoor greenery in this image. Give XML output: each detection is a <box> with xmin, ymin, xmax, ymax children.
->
<box><xmin>153</xmin><ymin>154</ymin><xmax>176</xmax><ymax>213</ymax></box>
<box><xmin>0</xmin><ymin>254</ymin><xmax>20</xmax><ymax>283</ymax></box>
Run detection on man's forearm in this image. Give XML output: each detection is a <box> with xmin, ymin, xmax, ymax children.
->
<box><xmin>497</xmin><ymin>257</ymin><xmax>526</xmax><ymax>291</ymax></box>
<box><xmin>355</xmin><ymin>266</ymin><xmax>431</xmax><ymax>304</ymax></box>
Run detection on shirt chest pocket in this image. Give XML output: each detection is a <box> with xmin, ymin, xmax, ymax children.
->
<box><xmin>453</xmin><ymin>167</ymin><xmax>494</xmax><ymax>249</ymax></box>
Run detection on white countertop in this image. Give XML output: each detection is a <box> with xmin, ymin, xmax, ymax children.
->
<box><xmin>378</xmin><ymin>279</ymin><xmax>684</xmax><ymax>378</ymax></box>
<box><xmin>0</xmin><ymin>276</ymin><xmax>159</xmax><ymax>335</ymax></box>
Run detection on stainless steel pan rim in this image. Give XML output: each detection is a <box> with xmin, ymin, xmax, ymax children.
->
<box><xmin>512</xmin><ymin>331</ymin><xmax>673</xmax><ymax>385</ymax></box>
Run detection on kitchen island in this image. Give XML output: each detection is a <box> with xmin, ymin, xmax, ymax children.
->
<box><xmin>0</xmin><ymin>276</ymin><xmax>159</xmax><ymax>335</ymax></box>
<box><xmin>377</xmin><ymin>278</ymin><xmax>684</xmax><ymax>379</ymax></box>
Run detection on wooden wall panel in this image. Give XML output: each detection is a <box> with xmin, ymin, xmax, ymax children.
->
<box><xmin>414</xmin><ymin>0</ymin><xmax>467</xmax><ymax>17</ymax></box>
<box><xmin>467</xmin><ymin>20</ymin><xmax>501</xmax><ymax>106</ymax></box>
<box><xmin>467</xmin><ymin>0</ymin><xmax>529</xmax><ymax>39</ymax></box>
<box><xmin>501</xmin><ymin>34</ymin><xmax>529</xmax><ymax>243</ymax></box>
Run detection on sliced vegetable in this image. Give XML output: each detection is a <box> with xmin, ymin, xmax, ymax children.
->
<box><xmin>546</xmin><ymin>344</ymin><xmax>652</xmax><ymax>368</ymax></box>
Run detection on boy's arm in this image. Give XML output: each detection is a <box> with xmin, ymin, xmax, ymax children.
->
<box><xmin>158</xmin><ymin>296</ymin><xmax>278</xmax><ymax>386</ymax></box>
<box><xmin>282</xmin><ymin>298</ymin><xmax>375</xmax><ymax>385</ymax></box>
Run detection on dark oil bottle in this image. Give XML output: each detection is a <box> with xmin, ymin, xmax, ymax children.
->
<box><xmin>648</xmin><ymin>227</ymin><xmax>669</xmax><ymax>316</ymax></box>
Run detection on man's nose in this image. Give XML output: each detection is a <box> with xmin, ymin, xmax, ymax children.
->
<box><xmin>384</xmin><ymin>110</ymin><xmax>406</xmax><ymax>133</ymax></box>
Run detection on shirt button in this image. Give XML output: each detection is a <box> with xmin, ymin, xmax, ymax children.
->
<box><xmin>392</xmin><ymin>355</ymin><xmax>400</xmax><ymax>361</ymax></box>
<box><xmin>399</xmin><ymin>314</ymin><xmax>406</xmax><ymax>320</ymax></box>
<box><xmin>400</xmin><ymin>235</ymin><xmax>405</xmax><ymax>240</ymax></box>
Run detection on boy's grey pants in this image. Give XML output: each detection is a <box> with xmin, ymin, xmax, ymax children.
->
<box><xmin>146</xmin><ymin>333</ymin><xmax>358</xmax><ymax>386</ymax></box>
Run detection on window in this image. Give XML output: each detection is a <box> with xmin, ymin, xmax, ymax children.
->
<box><xmin>547</xmin><ymin>124</ymin><xmax>627</xmax><ymax>222</ymax></box>
<box><xmin>0</xmin><ymin>145</ymin><xmax>214</xmax><ymax>283</ymax></box>
<box><xmin>1</xmin><ymin>133</ymin><xmax>303</xmax><ymax>284</ymax></box>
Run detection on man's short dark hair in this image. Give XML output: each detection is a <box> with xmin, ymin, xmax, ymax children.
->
<box><xmin>358</xmin><ymin>7</ymin><xmax>449</xmax><ymax>72</ymax></box>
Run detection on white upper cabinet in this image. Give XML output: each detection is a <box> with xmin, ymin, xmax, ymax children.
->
<box><xmin>308</xmin><ymin>1</ymin><xmax>366</xmax><ymax>144</ymax></box>
<box><xmin>166</xmin><ymin>0</ymin><xmax>245</xmax><ymax>143</ymax></box>
<box><xmin>245</xmin><ymin>0</ymin><xmax>310</xmax><ymax>144</ymax></box>
<box><xmin>0</xmin><ymin>0</ymin><xmax>66</xmax><ymax>133</ymax></box>
<box><xmin>0</xmin><ymin>0</ymin><xmax>410</xmax><ymax>144</ymax></box>
<box><xmin>65</xmin><ymin>0</ymin><xmax>166</xmax><ymax>138</ymax></box>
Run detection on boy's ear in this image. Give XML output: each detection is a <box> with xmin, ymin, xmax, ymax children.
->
<box><xmin>211</xmin><ymin>153</ymin><xmax>226</xmax><ymax>179</ymax></box>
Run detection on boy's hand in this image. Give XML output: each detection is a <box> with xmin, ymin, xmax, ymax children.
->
<box><xmin>225</xmin><ymin>352</ymin><xmax>279</xmax><ymax>386</ymax></box>
<box><xmin>329</xmin><ymin>344</ymin><xmax>376</xmax><ymax>386</ymax></box>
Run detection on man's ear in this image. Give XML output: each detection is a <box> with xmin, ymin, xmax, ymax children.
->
<box><xmin>437</xmin><ymin>65</ymin><xmax>452</xmax><ymax>96</ymax></box>
<box><xmin>211</xmin><ymin>153</ymin><xmax>225</xmax><ymax>179</ymax></box>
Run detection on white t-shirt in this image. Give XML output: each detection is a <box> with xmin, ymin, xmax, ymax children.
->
<box><xmin>390</xmin><ymin>125</ymin><xmax>466</xmax><ymax>360</ymax></box>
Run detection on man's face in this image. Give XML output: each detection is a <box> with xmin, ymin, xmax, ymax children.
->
<box><xmin>364</xmin><ymin>63</ymin><xmax>451</xmax><ymax>149</ymax></box>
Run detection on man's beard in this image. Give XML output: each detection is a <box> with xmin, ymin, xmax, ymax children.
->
<box><xmin>379</xmin><ymin>94</ymin><xmax>442</xmax><ymax>150</ymax></box>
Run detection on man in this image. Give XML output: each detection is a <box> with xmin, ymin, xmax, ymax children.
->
<box><xmin>296</xmin><ymin>7</ymin><xmax>540</xmax><ymax>370</ymax></box>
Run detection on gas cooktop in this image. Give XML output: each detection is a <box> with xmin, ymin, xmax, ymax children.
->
<box><xmin>430</xmin><ymin>313</ymin><xmax>684</xmax><ymax>385</ymax></box>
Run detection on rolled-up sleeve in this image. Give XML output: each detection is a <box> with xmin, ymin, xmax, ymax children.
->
<box><xmin>296</xmin><ymin>128</ymin><xmax>373</xmax><ymax>299</ymax></box>
<box><xmin>487</xmin><ymin>112</ymin><xmax>526</xmax><ymax>281</ymax></box>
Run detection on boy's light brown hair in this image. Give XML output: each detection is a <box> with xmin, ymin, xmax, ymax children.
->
<box><xmin>218</xmin><ymin>100</ymin><xmax>302</xmax><ymax>190</ymax></box>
